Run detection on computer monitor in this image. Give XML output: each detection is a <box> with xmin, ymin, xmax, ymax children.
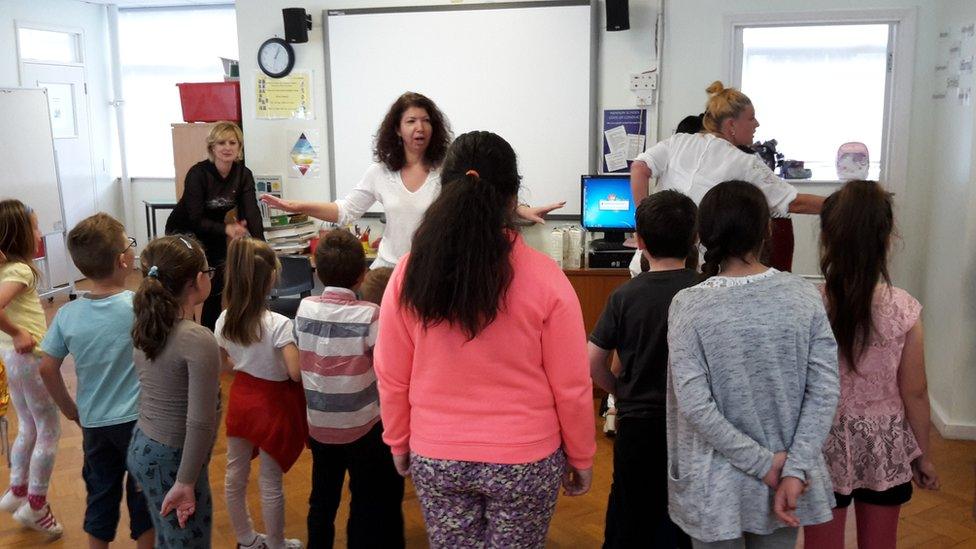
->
<box><xmin>580</xmin><ymin>174</ymin><xmax>635</xmax><ymax>246</ymax></box>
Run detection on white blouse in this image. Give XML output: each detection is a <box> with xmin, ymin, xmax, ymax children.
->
<box><xmin>635</xmin><ymin>132</ymin><xmax>798</xmax><ymax>217</ymax></box>
<box><xmin>335</xmin><ymin>162</ymin><xmax>441</xmax><ymax>268</ymax></box>
<box><xmin>628</xmin><ymin>133</ymin><xmax>799</xmax><ymax>276</ymax></box>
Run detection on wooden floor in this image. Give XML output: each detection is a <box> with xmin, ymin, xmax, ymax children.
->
<box><xmin>0</xmin><ymin>286</ymin><xmax>973</xmax><ymax>548</ymax></box>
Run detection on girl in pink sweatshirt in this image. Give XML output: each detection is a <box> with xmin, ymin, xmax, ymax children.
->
<box><xmin>374</xmin><ymin>130</ymin><xmax>596</xmax><ymax>548</ymax></box>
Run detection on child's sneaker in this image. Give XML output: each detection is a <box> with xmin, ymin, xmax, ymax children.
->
<box><xmin>283</xmin><ymin>539</ymin><xmax>304</xmax><ymax>549</ymax></box>
<box><xmin>238</xmin><ymin>533</ymin><xmax>268</xmax><ymax>549</ymax></box>
<box><xmin>13</xmin><ymin>502</ymin><xmax>63</xmax><ymax>537</ymax></box>
<box><xmin>0</xmin><ymin>489</ymin><xmax>25</xmax><ymax>513</ymax></box>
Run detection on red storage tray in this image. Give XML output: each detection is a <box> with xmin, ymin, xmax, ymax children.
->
<box><xmin>176</xmin><ymin>81</ymin><xmax>241</xmax><ymax>122</ymax></box>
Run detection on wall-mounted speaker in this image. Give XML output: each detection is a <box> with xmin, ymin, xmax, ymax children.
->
<box><xmin>283</xmin><ymin>8</ymin><xmax>313</xmax><ymax>43</ymax></box>
<box><xmin>606</xmin><ymin>0</ymin><xmax>629</xmax><ymax>32</ymax></box>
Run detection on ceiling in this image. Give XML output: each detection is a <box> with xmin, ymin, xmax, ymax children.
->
<box><xmin>82</xmin><ymin>0</ymin><xmax>233</xmax><ymax>7</ymax></box>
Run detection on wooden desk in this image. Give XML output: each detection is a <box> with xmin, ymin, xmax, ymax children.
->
<box><xmin>564</xmin><ymin>268</ymin><xmax>630</xmax><ymax>334</ymax></box>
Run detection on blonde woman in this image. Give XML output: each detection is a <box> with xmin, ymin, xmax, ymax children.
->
<box><xmin>165</xmin><ymin>121</ymin><xmax>264</xmax><ymax>329</ymax></box>
<box><xmin>628</xmin><ymin>81</ymin><xmax>825</xmax><ymax>274</ymax></box>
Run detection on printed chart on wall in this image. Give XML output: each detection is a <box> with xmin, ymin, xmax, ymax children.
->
<box><xmin>935</xmin><ymin>23</ymin><xmax>975</xmax><ymax>106</ymax></box>
<box><xmin>289</xmin><ymin>130</ymin><xmax>320</xmax><ymax>178</ymax></box>
<box><xmin>256</xmin><ymin>71</ymin><xmax>313</xmax><ymax>119</ymax></box>
<box><xmin>603</xmin><ymin>109</ymin><xmax>647</xmax><ymax>173</ymax></box>
<box><xmin>254</xmin><ymin>175</ymin><xmax>283</xmax><ymax>223</ymax></box>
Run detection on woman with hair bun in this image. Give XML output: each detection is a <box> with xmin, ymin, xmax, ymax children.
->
<box><xmin>628</xmin><ymin>81</ymin><xmax>825</xmax><ymax>274</ymax></box>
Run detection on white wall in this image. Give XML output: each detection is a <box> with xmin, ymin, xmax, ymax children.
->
<box><xmin>659</xmin><ymin>0</ymin><xmax>939</xmax><ymax>290</ymax></box>
<box><xmin>919</xmin><ymin>0</ymin><xmax>976</xmax><ymax>438</ymax></box>
<box><xmin>660</xmin><ymin>0</ymin><xmax>976</xmax><ymax>437</ymax></box>
<box><xmin>0</xmin><ymin>0</ymin><xmax>122</xmax><ymax>223</ymax></box>
<box><xmin>235</xmin><ymin>0</ymin><xmax>971</xmax><ymax>436</ymax></box>
<box><xmin>234</xmin><ymin>0</ymin><xmax>660</xmax><ymax>250</ymax></box>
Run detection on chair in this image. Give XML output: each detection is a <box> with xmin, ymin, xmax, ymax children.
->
<box><xmin>268</xmin><ymin>255</ymin><xmax>315</xmax><ymax>319</ymax></box>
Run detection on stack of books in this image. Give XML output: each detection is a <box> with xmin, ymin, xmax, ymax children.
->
<box><xmin>264</xmin><ymin>213</ymin><xmax>317</xmax><ymax>254</ymax></box>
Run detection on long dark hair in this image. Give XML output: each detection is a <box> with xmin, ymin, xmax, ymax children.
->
<box><xmin>133</xmin><ymin>235</ymin><xmax>207</xmax><ymax>360</ymax></box>
<box><xmin>698</xmin><ymin>181</ymin><xmax>770</xmax><ymax>279</ymax></box>
<box><xmin>400</xmin><ymin>131</ymin><xmax>520</xmax><ymax>339</ymax></box>
<box><xmin>820</xmin><ymin>180</ymin><xmax>893</xmax><ymax>370</ymax></box>
<box><xmin>373</xmin><ymin>92</ymin><xmax>452</xmax><ymax>171</ymax></box>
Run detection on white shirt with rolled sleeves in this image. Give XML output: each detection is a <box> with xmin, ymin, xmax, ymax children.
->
<box><xmin>628</xmin><ymin>133</ymin><xmax>800</xmax><ymax>275</ymax></box>
<box><xmin>334</xmin><ymin>162</ymin><xmax>441</xmax><ymax>269</ymax></box>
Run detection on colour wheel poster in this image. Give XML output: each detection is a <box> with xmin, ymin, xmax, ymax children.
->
<box><xmin>289</xmin><ymin>130</ymin><xmax>320</xmax><ymax>178</ymax></box>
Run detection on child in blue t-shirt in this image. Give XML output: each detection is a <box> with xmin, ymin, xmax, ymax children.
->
<box><xmin>38</xmin><ymin>213</ymin><xmax>153</xmax><ymax>548</ymax></box>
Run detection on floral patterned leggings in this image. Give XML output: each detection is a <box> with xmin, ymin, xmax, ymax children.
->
<box><xmin>410</xmin><ymin>450</ymin><xmax>565</xmax><ymax>549</ymax></box>
<box><xmin>3</xmin><ymin>350</ymin><xmax>61</xmax><ymax>496</ymax></box>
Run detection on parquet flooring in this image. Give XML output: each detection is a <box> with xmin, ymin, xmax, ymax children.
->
<box><xmin>0</xmin><ymin>285</ymin><xmax>972</xmax><ymax>548</ymax></box>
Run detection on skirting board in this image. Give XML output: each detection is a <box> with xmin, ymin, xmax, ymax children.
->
<box><xmin>930</xmin><ymin>396</ymin><xmax>976</xmax><ymax>441</ymax></box>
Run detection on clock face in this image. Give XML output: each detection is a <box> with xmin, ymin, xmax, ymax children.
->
<box><xmin>258</xmin><ymin>38</ymin><xmax>294</xmax><ymax>78</ymax></box>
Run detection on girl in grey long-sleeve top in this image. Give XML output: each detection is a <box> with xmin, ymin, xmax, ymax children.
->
<box><xmin>127</xmin><ymin>235</ymin><xmax>221</xmax><ymax>549</ymax></box>
<box><xmin>666</xmin><ymin>181</ymin><xmax>839</xmax><ymax>548</ymax></box>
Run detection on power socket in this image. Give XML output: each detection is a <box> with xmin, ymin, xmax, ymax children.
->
<box><xmin>631</xmin><ymin>72</ymin><xmax>657</xmax><ymax>106</ymax></box>
<box><xmin>629</xmin><ymin>72</ymin><xmax>656</xmax><ymax>91</ymax></box>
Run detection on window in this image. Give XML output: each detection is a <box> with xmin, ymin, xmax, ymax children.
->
<box><xmin>119</xmin><ymin>6</ymin><xmax>238</xmax><ymax>177</ymax></box>
<box><xmin>733</xmin><ymin>22</ymin><xmax>891</xmax><ymax>180</ymax></box>
<box><xmin>17</xmin><ymin>27</ymin><xmax>82</xmax><ymax>64</ymax></box>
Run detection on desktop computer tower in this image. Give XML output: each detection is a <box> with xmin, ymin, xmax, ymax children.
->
<box><xmin>587</xmin><ymin>249</ymin><xmax>634</xmax><ymax>268</ymax></box>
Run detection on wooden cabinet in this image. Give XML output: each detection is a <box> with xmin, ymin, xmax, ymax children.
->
<box><xmin>171</xmin><ymin>122</ymin><xmax>216</xmax><ymax>199</ymax></box>
<box><xmin>564</xmin><ymin>268</ymin><xmax>630</xmax><ymax>334</ymax></box>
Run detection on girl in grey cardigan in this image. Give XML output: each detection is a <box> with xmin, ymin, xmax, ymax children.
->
<box><xmin>666</xmin><ymin>181</ymin><xmax>839</xmax><ymax>548</ymax></box>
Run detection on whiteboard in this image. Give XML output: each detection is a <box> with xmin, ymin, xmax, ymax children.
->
<box><xmin>0</xmin><ymin>88</ymin><xmax>65</xmax><ymax>235</ymax></box>
<box><xmin>324</xmin><ymin>1</ymin><xmax>595</xmax><ymax>215</ymax></box>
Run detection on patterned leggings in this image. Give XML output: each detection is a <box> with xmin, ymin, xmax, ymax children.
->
<box><xmin>126</xmin><ymin>427</ymin><xmax>213</xmax><ymax>549</ymax></box>
<box><xmin>410</xmin><ymin>450</ymin><xmax>565</xmax><ymax>549</ymax></box>
<box><xmin>3</xmin><ymin>350</ymin><xmax>61</xmax><ymax>496</ymax></box>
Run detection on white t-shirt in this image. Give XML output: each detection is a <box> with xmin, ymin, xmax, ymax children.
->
<box><xmin>335</xmin><ymin>162</ymin><xmax>441</xmax><ymax>269</ymax></box>
<box><xmin>635</xmin><ymin>132</ymin><xmax>798</xmax><ymax>217</ymax></box>
<box><xmin>628</xmin><ymin>133</ymin><xmax>799</xmax><ymax>276</ymax></box>
<box><xmin>214</xmin><ymin>310</ymin><xmax>296</xmax><ymax>381</ymax></box>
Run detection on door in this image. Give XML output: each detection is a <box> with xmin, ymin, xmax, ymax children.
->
<box><xmin>21</xmin><ymin>62</ymin><xmax>97</xmax><ymax>281</ymax></box>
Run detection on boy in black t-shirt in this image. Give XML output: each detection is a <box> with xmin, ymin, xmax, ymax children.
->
<box><xmin>589</xmin><ymin>190</ymin><xmax>698</xmax><ymax>549</ymax></box>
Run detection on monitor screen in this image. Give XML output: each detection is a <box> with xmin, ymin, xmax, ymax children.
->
<box><xmin>580</xmin><ymin>175</ymin><xmax>636</xmax><ymax>231</ymax></box>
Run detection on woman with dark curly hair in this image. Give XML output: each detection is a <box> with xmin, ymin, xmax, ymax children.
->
<box><xmin>262</xmin><ymin>92</ymin><xmax>562</xmax><ymax>268</ymax></box>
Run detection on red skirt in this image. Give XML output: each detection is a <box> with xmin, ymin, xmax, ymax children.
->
<box><xmin>768</xmin><ymin>218</ymin><xmax>795</xmax><ymax>272</ymax></box>
<box><xmin>225</xmin><ymin>370</ymin><xmax>308</xmax><ymax>472</ymax></box>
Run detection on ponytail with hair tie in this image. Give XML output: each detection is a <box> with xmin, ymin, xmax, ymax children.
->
<box><xmin>132</xmin><ymin>235</ymin><xmax>207</xmax><ymax>360</ymax></box>
<box><xmin>401</xmin><ymin>130</ymin><xmax>521</xmax><ymax>339</ymax></box>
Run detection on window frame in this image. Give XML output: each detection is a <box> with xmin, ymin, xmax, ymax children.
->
<box><xmin>117</xmin><ymin>5</ymin><xmax>239</xmax><ymax>178</ymax></box>
<box><xmin>14</xmin><ymin>22</ymin><xmax>86</xmax><ymax>67</ymax></box>
<box><xmin>724</xmin><ymin>8</ymin><xmax>916</xmax><ymax>195</ymax></box>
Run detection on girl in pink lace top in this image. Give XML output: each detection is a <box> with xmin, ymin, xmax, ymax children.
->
<box><xmin>805</xmin><ymin>181</ymin><xmax>940</xmax><ymax>549</ymax></box>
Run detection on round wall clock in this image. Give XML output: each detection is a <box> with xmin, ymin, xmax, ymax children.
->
<box><xmin>258</xmin><ymin>37</ymin><xmax>295</xmax><ymax>78</ymax></box>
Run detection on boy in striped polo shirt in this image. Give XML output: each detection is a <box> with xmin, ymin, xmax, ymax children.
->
<box><xmin>295</xmin><ymin>229</ymin><xmax>404</xmax><ymax>549</ymax></box>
